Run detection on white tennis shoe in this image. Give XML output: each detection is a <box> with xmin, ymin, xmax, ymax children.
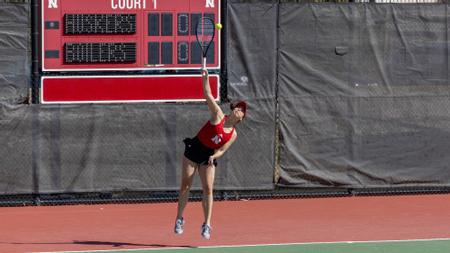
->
<box><xmin>201</xmin><ymin>223</ymin><xmax>212</xmax><ymax>240</ymax></box>
<box><xmin>174</xmin><ymin>218</ymin><xmax>185</xmax><ymax>235</ymax></box>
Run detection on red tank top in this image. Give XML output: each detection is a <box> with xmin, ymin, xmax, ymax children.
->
<box><xmin>197</xmin><ymin>117</ymin><xmax>235</xmax><ymax>149</ymax></box>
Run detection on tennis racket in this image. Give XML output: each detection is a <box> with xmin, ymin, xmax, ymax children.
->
<box><xmin>195</xmin><ymin>17</ymin><xmax>216</xmax><ymax>70</ymax></box>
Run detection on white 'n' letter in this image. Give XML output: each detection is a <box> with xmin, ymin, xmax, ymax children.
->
<box><xmin>48</xmin><ymin>0</ymin><xmax>58</xmax><ymax>8</ymax></box>
<box><xmin>205</xmin><ymin>0</ymin><xmax>214</xmax><ymax>8</ymax></box>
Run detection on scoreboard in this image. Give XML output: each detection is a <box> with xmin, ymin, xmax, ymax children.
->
<box><xmin>40</xmin><ymin>0</ymin><xmax>221</xmax><ymax>103</ymax></box>
<box><xmin>42</xmin><ymin>0</ymin><xmax>221</xmax><ymax>71</ymax></box>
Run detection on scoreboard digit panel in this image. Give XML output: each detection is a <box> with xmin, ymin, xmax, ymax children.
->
<box><xmin>42</xmin><ymin>0</ymin><xmax>220</xmax><ymax>71</ymax></box>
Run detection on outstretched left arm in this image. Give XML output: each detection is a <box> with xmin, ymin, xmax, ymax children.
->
<box><xmin>208</xmin><ymin>131</ymin><xmax>238</xmax><ymax>165</ymax></box>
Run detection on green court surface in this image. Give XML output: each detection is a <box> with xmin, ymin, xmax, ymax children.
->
<box><xmin>55</xmin><ymin>239</ymin><xmax>450</xmax><ymax>253</ymax></box>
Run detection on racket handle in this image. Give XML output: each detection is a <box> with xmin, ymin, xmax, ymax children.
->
<box><xmin>203</xmin><ymin>57</ymin><xmax>207</xmax><ymax>70</ymax></box>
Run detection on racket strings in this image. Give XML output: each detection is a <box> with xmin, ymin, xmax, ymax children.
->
<box><xmin>195</xmin><ymin>17</ymin><xmax>215</xmax><ymax>63</ymax></box>
<box><xmin>196</xmin><ymin>19</ymin><xmax>215</xmax><ymax>49</ymax></box>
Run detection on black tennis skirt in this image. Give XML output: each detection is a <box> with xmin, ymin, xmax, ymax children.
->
<box><xmin>183</xmin><ymin>136</ymin><xmax>217</xmax><ymax>166</ymax></box>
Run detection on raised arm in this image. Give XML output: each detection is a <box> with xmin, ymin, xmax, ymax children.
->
<box><xmin>202</xmin><ymin>69</ymin><xmax>224</xmax><ymax>123</ymax></box>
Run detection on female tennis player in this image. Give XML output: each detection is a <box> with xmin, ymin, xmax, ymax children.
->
<box><xmin>174</xmin><ymin>69</ymin><xmax>247</xmax><ymax>240</ymax></box>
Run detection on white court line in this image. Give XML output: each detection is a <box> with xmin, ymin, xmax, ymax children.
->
<box><xmin>30</xmin><ymin>237</ymin><xmax>450</xmax><ymax>253</ymax></box>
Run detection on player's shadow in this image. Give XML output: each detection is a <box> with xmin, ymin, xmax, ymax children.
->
<box><xmin>1</xmin><ymin>240</ymin><xmax>196</xmax><ymax>248</ymax></box>
<box><xmin>73</xmin><ymin>240</ymin><xmax>196</xmax><ymax>248</ymax></box>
